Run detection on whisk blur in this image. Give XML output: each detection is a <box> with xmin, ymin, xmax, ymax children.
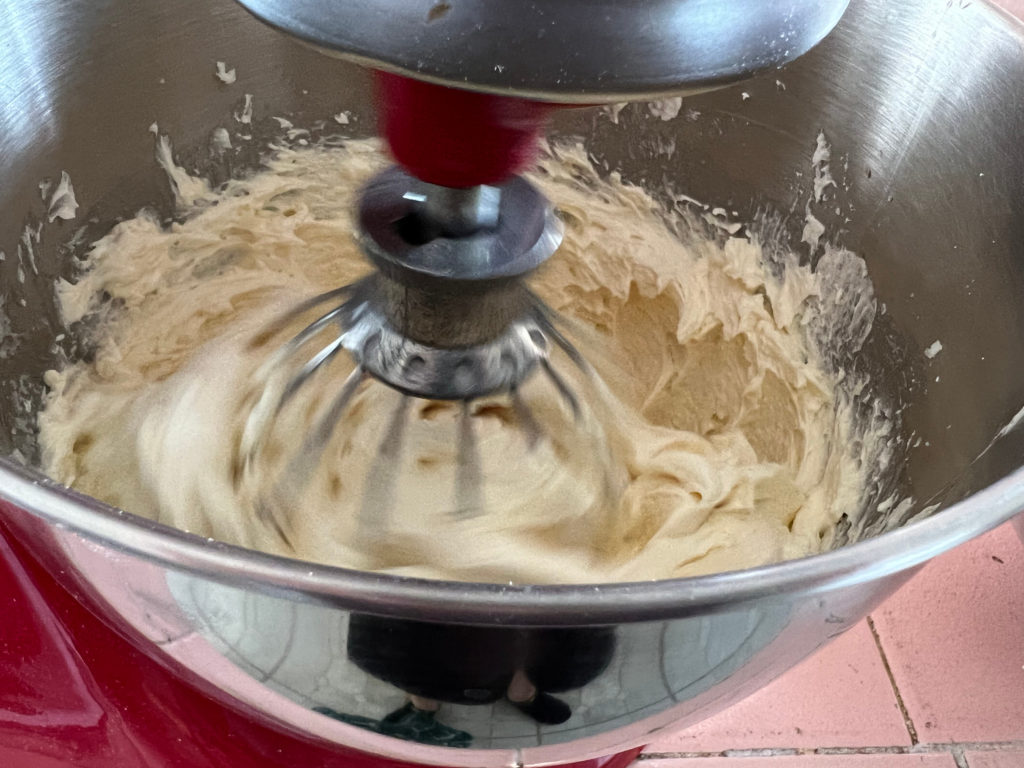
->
<box><xmin>236</xmin><ymin>166</ymin><xmax>620</xmax><ymax>540</ymax></box>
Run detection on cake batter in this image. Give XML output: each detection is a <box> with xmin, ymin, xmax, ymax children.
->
<box><xmin>38</xmin><ymin>136</ymin><xmax>878</xmax><ymax>584</ymax></box>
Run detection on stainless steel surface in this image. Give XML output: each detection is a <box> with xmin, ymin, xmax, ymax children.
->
<box><xmin>360</xmin><ymin>170</ymin><xmax>559</xmax><ymax>282</ymax></box>
<box><xmin>406</xmin><ymin>182</ymin><xmax>501</xmax><ymax>239</ymax></box>
<box><xmin>354</xmin><ymin>168</ymin><xmax>568</xmax><ymax>398</ymax></box>
<box><xmin>2</xmin><ymin>0</ymin><xmax>1024</xmax><ymax>764</ymax></box>
<box><xmin>231</xmin><ymin>0</ymin><xmax>852</xmax><ymax>102</ymax></box>
<box><xmin>311</xmin><ymin>280</ymin><xmax>559</xmax><ymax>399</ymax></box>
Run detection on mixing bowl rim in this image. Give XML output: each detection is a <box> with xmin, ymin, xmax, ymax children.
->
<box><xmin>2</xmin><ymin>455</ymin><xmax>1021</xmax><ymax>624</ymax></box>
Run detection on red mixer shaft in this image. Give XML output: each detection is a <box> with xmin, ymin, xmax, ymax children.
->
<box><xmin>375</xmin><ymin>71</ymin><xmax>556</xmax><ymax>188</ymax></box>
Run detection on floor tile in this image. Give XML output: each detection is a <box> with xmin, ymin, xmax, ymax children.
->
<box><xmin>641</xmin><ymin>753</ymin><xmax>956</xmax><ymax>767</ymax></box>
<box><xmin>871</xmin><ymin>523</ymin><xmax>1024</xmax><ymax>744</ymax></box>
<box><xmin>964</xmin><ymin>750</ymin><xmax>1024</xmax><ymax>768</ymax></box>
<box><xmin>645</xmin><ymin>621</ymin><xmax>908</xmax><ymax>752</ymax></box>
<box><xmin>996</xmin><ymin>0</ymin><xmax>1024</xmax><ymax>19</ymax></box>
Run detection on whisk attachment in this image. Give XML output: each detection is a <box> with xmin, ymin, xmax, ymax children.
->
<box><xmin>351</xmin><ymin>167</ymin><xmax>564</xmax><ymax>400</ymax></box>
<box><xmin>240</xmin><ymin>165</ymin><xmax>615</xmax><ymax>534</ymax></box>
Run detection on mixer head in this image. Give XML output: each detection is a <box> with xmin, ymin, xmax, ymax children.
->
<box><xmin>232</xmin><ymin>0</ymin><xmax>851</xmax><ymax>102</ymax></box>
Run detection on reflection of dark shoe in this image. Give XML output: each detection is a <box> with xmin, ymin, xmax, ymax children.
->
<box><xmin>379</xmin><ymin>702</ymin><xmax>474</xmax><ymax>748</ymax></box>
<box><xmin>313</xmin><ymin>706</ymin><xmax>381</xmax><ymax>730</ymax></box>
<box><xmin>314</xmin><ymin>703</ymin><xmax>473</xmax><ymax>749</ymax></box>
<box><xmin>511</xmin><ymin>692</ymin><xmax>572</xmax><ymax>725</ymax></box>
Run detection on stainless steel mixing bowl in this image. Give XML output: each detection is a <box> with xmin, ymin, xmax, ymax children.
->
<box><xmin>2</xmin><ymin>0</ymin><xmax>1024</xmax><ymax>765</ymax></box>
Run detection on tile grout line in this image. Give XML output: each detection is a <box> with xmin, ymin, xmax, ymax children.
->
<box><xmin>866</xmin><ymin>614</ymin><xmax>920</xmax><ymax>746</ymax></box>
<box><xmin>951</xmin><ymin>744</ymin><xmax>970</xmax><ymax>768</ymax></box>
<box><xmin>641</xmin><ymin>739</ymin><xmax>1024</xmax><ymax>760</ymax></box>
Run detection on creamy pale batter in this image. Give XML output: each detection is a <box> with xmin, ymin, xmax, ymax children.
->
<box><xmin>38</xmin><ymin>136</ymin><xmax>877</xmax><ymax>584</ymax></box>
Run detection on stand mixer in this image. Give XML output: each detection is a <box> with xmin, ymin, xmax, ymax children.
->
<box><xmin>231</xmin><ymin>0</ymin><xmax>851</xmax><ymax>522</ymax></box>
<box><xmin>7</xmin><ymin>0</ymin><xmax>1024</xmax><ymax>767</ymax></box>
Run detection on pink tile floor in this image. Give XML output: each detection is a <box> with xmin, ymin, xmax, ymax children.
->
<box><xmin>638</xmin><ymin>522</ymin><xmax>1024</xmax><ymax>768</ymax></box>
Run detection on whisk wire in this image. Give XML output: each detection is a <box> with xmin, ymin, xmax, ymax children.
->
<box><xmin>357</xmin><ymin>393</ymin><xmax>412</xmax><ymax>539</ymax></box>
<box><xmin>540</xmin><ymin>357</ymin><xmax>581</xmax><ymax>419</ymax></box>
<box><xmin>455</xmin><ymin>400</ymin><xmax>484</xmax><ymax>518</ymax></box>
<box><xmin>277</xmin><ymin>334</ymin><xmax>347</xmax><ymax>412</ymax></box>
<box><xmin>279</xmin><ymin>299</ymin><xmax>354</xmax><ymax>359</ymax></box>
<box><xmin>250</xmin><ymin>284</ymin><xmax>356</xmax><ymax>349</ymax></box>
<box><xmin>531</xmin><ymin>298</ymin><xmax>591</xmax><ymax>372</ymax></box>
<box><xmin>510</xmin><ymin>387</ymin><xmax>542</xmax><ymax>449</ymax></box>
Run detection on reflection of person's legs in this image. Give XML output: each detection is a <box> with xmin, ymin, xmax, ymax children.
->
<box><xmin>409</xmin><ymin>695</ymin><xmax>440</xmax><ymax>712</ymax></box>
<box><xmin>506</xmin><ymin>667</ymin><xmax>571</xmax><ymax>725</ymax></box>
<box><xmin>506</xmin><ymin>627</ymin><xmax>616</xmax><ymax>726</ymax></box>
<box><xmin>347</xmin><ymin>614</ymin><xmax>516</xmax><ymax>703</ymax></box>
<box><xmin>527</xmin><ymin>628</ymin><xmax>616</xmax><ymax>692</ymax></box>
<box><xmin>342</xmin><ymin>614</ymin><xmax>523</xmax><ymax>747</ymax></box>
<box><xmin>344</xmin><ymin>617</ymin><xmax>614</xmax><ymax>730</ymax></box>
<box><xmin>505</xmin><ymin>668</ymin><xmax>536</xmax><ymax>703</ymax></box>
